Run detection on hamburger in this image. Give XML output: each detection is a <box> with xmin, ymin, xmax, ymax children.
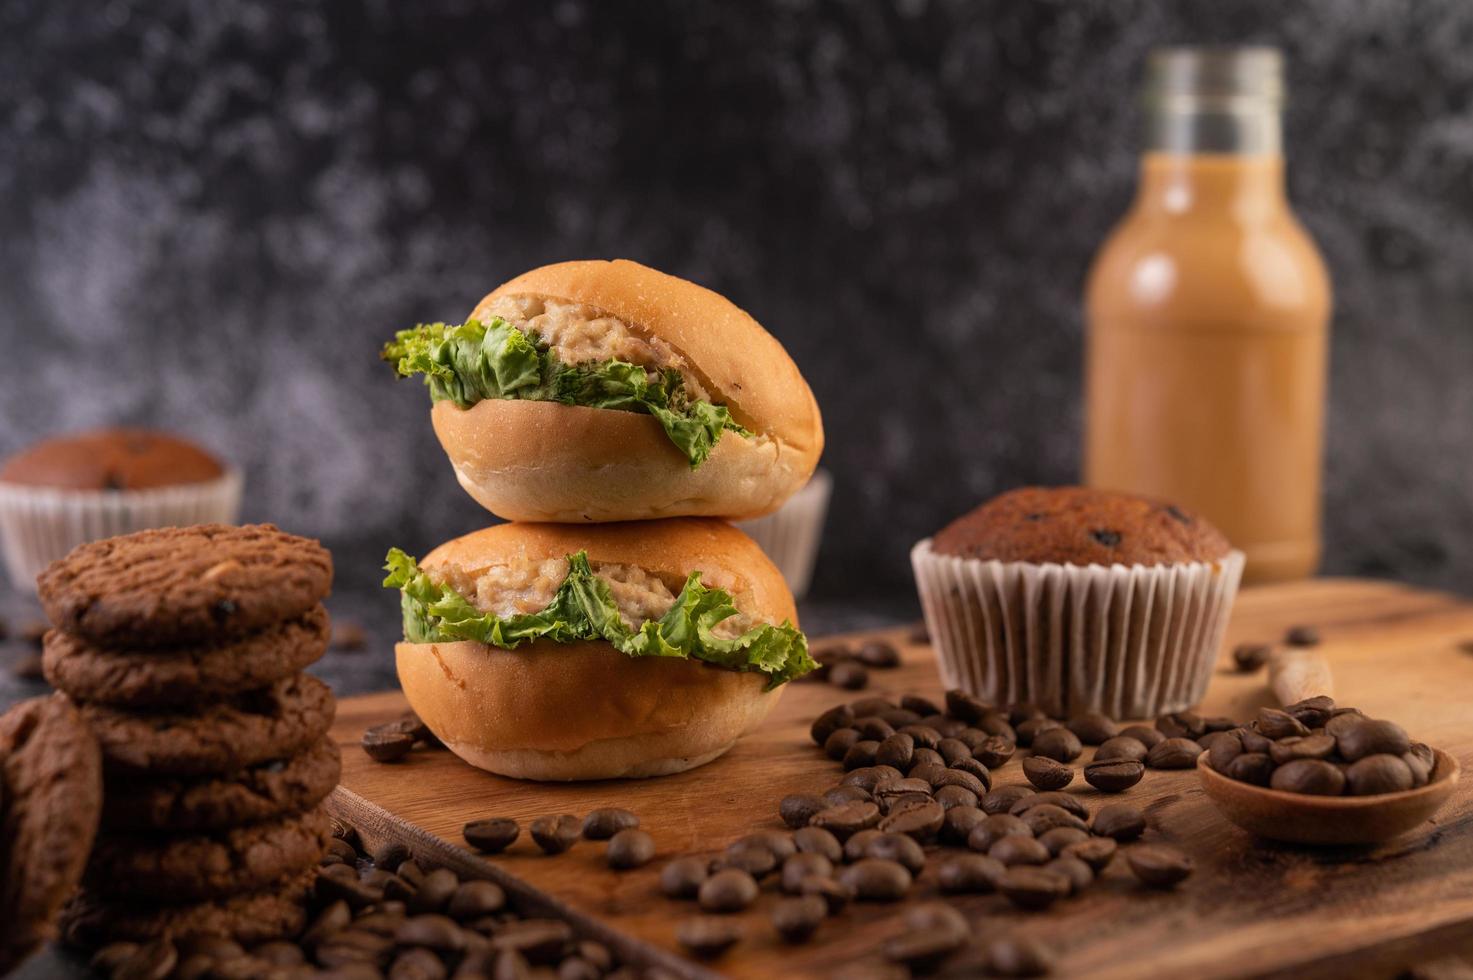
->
<box><xmin>381</xmin><ymin>259</ymin><xmax>823</xmax><ymax>523</ymax></box>
<box><xmin>384</xmin><ymin>519</ymin><xmax>815</xmax><ymax>780</ymax></box>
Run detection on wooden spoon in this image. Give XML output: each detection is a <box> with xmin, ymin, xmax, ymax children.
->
<box><xmin>1198</xmin><ymin>648</ymin><xmax>1460</xmax><ymax>845</ymax></box>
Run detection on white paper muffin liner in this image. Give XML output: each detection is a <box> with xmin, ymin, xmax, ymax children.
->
<box><xmin>736</xmin><ymin>469</ymin><xmax>831</xmax><ymax>599</ymax></box>
<box><xmin>0</xmin><ymin>470</ymin><xmax>244</xmax><ymax>593</ymax></box>
<box><xmin>911</xmin><ymin>538</ymin><xmax>1245</xmax><ymax>719</ymax></box>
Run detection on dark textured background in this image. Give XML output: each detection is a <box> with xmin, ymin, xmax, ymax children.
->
<box><xmin>3</xmin><ymin>0</ymin><xmax>1472</xmax><ymax>639</ymax></box>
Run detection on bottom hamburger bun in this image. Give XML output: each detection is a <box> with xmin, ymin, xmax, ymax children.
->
<box><xmin>395</xmin><ymin>639</ymin><xmax>784</xmax><ymax>781</ymax></box>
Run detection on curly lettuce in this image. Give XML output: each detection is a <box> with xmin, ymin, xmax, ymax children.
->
<box><xmin>384</xmin><ymin>548</ymin><xmax>814</xmax><ymax>689</ymax></box>
<box><xmin>381</xmin><ymin>318</ymin><xmax>750</xmax><ymax>468</ymax></box>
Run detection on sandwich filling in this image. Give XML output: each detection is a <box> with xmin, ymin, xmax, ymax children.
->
<box><xmin>384</xmin><ymin>548</ymin><xmax>815</xmax><ymax>688</ymax></box>
<box><xmin>382</xmin><ymin>297</ymin><xmax>750</xmax><ymax>468</ymax></box>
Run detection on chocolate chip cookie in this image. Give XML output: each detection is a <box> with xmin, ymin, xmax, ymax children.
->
<box><xmin>61</xmin><ymin>870</ymin><xmax>314</xmax><ymax>946</ymax></box>
<box><xmin>0</xmin><ymin>695</ymin><xmax>103</xmax><ymax>974</ymax></box>
<box><xmin>37</xmin><ymin>524</ymin><xmax>333</xmax><ymax>646</ymax></box>
<box><xmin>101</xmin><ymin>737</ymin><xmax>340</xmax><ymax>831</ymax></box>
<box><xmin>43</xmin><ymin>606</ymin><xmax>331</xmax><ymax>708</ymax></box>
<box><xmin>81</xmin><ymin>674</ymin><xmax>335</xmax><ymax>776</ymax></box>
<box><xmin>85</xmin><ymin>805</ymin><xmax>330</xmax><ymax>901</ymax></box>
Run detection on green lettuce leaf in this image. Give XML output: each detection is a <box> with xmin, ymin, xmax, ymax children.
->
<box><xmin>383</xmin><ymin>548</ymin><xmax>815</xmax><ymax>689</ymax></box>
<box><xmin>381</xmin><ymin>318</ymin><xmax>750</xmax><ymax>468</ymax></box>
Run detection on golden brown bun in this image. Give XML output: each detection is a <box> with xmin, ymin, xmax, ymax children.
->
<box><xmin>397</xmin><ymin>518</ymin><xmax>798</xmax><ymax>781</ymax></box>
<box><xmin>0</xmin><ymin>429</ymin><xmax>223</xmax><ymax>490</ymax></box>
<box><xmin>397</xmin><ymin>640</ymin><xmax>783</xmax><ymax>780</ymax></box>
<box><xmin>436</xmin><ymin>259</ymin><xmax>823</xmax><ymax>522</ymax></box>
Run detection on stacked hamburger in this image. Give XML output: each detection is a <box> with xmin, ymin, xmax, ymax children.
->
<box><xmin>35</xmin><ymin>524</ymin><xmax>339</xmax><ymax>944</ymax></box>
<box><xmin>381</xmin><ymin>260</ymin><xmax>824</xmax><ymax>779</ymax></box>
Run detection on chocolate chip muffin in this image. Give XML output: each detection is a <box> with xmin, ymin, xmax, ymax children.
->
<box><xmin>913</xmin><ymin>486</ymin><xmax>1244</xmax><ymax>718</ymax></box>
<box><xmin>932</xmin><ymin>486</ymin><xmax>1232</xmax><ymax>567</ymax></box>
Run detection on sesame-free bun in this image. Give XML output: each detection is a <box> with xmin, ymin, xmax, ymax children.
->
<box><xmin>394</xmin><ymin>519</ymin><xmax>797</xmax><ymax>781</ymax></box>
<box><xmin>432</xmin><ymin>259</ymin><xmax>823</xmax><ymax>522</ymax></box>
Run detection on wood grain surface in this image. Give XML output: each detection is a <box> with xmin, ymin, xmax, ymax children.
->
<box><xmin>326</xmin><ymin>578</ymin><xmax>1473</xmax><ymax>979</ymax></box>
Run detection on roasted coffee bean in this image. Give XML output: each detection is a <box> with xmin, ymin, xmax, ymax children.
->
<box><xmin>820</xmin><ymin>729</ymin><xmax>858</xmax><ymax>763</ymax></box>
<box><xmin>1156</xmin><ymin>711</ymin><xmax>1206</xmax><ymax>740</ymax></box>
<box><xmin>882</xmin><ymin>709</ymin><xmax>922</xmax><ymax>728</ymax></box>
<box><xmin>951</xmin><ymin>727</ymin><xmax>989</xmax><ymax>751</ymax></box>
<box><xmin>494</xmin><ymin>919</ymin><xmax>574</xmax><ymax>962</ymax></box>
<box><xmin>901</xmin><ymin>694</ymin><xmax>942</xmax><ymax>716</ymax></box>
<box><xmin>1008</xmin><ymin>703</ymin><xmax>1047</xmax><ymax>725</ymax></box>
<box><xmin>1066</xmin><ymin>712</ymin><xmax>1120</xmax><ymax>745</ymax></box>
<box><xmin>932</xmin><ymin>766</ymin><xmax>988</xmax><ymax>795</ymax></box>
<box><xmin>830</xmin><ymin>662</ymin><xmax>870</xmax><ymax>690</ymax></box>
<box><xmin>1120</xmin><ymin>724</ymin><xmax>1166</xmax><ymax>749</ymax></box>
<box><xmin>981</xmin><ymin>785</ymin><xmax>1036</xmax><ymax>815</ymax></box>
<box><xmin>1405</xmin><ymin>742</ymin><xmax>1436</xmax><ymax>787</ymax></box>
<box><xmin>1037</xmin><ymin>826</ymin><xmax>1090</xmax><ymax>856</ymax></box>
<box><xmin>1031</xmin><ymin>728</ymin><xmax>1084</xmax><ymax>763</ymax></box>
<box><xmin>1256</xmin><ymin>707</ymin><xmax>1311</xmax><ymax>740</ymax></box>
<box><xmin>949</xmin><ymin>757</ymin><xmax>994</xmax><ymax>791</ymax></box>
<box><xmin>793</xmin><ymin>826</ymin><xmax>843</xmax><ymax>862</ymax></box>
<box><xmin>848</xmin><ymin>764</ymin><xmax>903</xmax><ymax>789</ymax></box>
<box><xmin>1015</xmin><ymin>718</ymin><xmax>1063</xmax><ymax>747</ymax></box>
<box><xmin>1042</xmin><ymin>855</ymin><xmax>1094</xmax><ymax>894</ymax></box>
<box><xmin>315</xmin><ymin>865</ymin><xmax>380</xmax><ymax>909</ymax></box>
<box><xmin>1202</xmin><ymin>716</ymin><xmax>1238</xmax><ymax>734</ymax></box>
<box><xmin>936</xmin><ymin>738</ymin><xmax>974</xmax><ymax>767</ymax></box>
<box><xmin>1023</xmin><ymin>756</ymin><xmax>1074</xmax><ymax>791</ymax></box>
<box><xmin>940</xmin><ymin>805</ymin><xmax>988</xmax><ymax>846</ymax></box>
<box><xmin>1205</xmin><ymin>731</ymin><xmax>1244</xmax><ymax>772</ymax></box>
<box><xmin>1095</xmin><ymin>736</ymin><xmax>1149</xmax><ymax>763</ymax></box>
<box><xmin>972</xmin><ymin>735</ymin><xmax>1016</xmax><ymax>769</ymax></box>
<box><xmin>1268</xmin><ymin>734</ymin><xmax>1337</xmax><ymax>765</ymax></box>
<box><xmin>824</xmin><ymin>784</ymin><xmax>872</xmax><ymax>807</ymax></box>
<box><xmin>1064</xmin><ymin>835</ymin><xmax>1118</xmax><ymax>872</ymax></box>
<box><xmin>966</xmin><ymin>813</ymin><xmax>1031</xmax><ymax>852</ymax></box>
<box><xmin>857</xmin><ymin>717</ymin><xmax>898</xmax><ymax>740</ymax></box>
<box><xmin>530</xmin><ymin>814</ymin><xmax>581</xmax><ymax>854</ymax></box>
<box><xmin>780</xmin><ymin>852</ymin><xmax>834</xmax><ymax>893</ymax></box>
<box><xmin>772</xmin><ymin>895</ymin><xmax>827</xmax><ymax>944</ymax></box>
<box><xmin>863</xmin><ymin>832</ymin><xmax>927</xmax><ymax>875</ymax></box>
<box><xmin>999</xmin><ymin>866</ymin><xmax>1070</xmax><ymax>910</ymax></box>
<box><xmin>325</xmin><ymin>837</ymin><xmax>358</xmax><ymax>864</ymax></box>
<box><xmin>1285</xmin><ymin>624</ymin><xmax>1321</xmax><ymax>647</ymax></box>
<box><xmin>874</xmin><ymin>733</ymin><xmax>916</xmax><ymax>771</ymax></box>
<box><xmin>779</xmin><ymin>794</ymin><xmax>828</xmax><ymax>829</ymax></box>
<box><xmin>978</xmin><ymin>711</ymin><xmax>1017</xmax><ymax>739</ymax></box>
<box><xmin>582</xmin><ymin>808</ymin><xmax>640</xmax><ymax>840</ymax></box>
<box><xmin>92</xmin><ymin>942</ymin><xmax>142</xmax><ymax>974</ymax></box>
<box><xmin>1336</xmin><ymin>718</ymin><xmax>1412</xmax><ymax>762</ymax></box>
<box><xmin>899</xmin><ymin>724</ymin><xmax>942</xmax><ymax>751</ymax></box>
<box><xmin>372</xmin><ymin>841</ymin><xmax>411</xmax><ymax>870</ymax></box>
<box><xmin>1240</xmin><ymin>728</ymin><xmax>1274</xmax><ymax>753</ymax></box>
<box><xmin>945</xmin><ymin>689</ymin><xmax>990</xmax><ymax>723</ymax></box>
<box><xmin>1346</xmin><ymin>754</ymin><xmax>1415</xmax><ymax>795</ymax></box>
<box><xmin>660</xmin><ymin>856</ymin><xmax>711</xmax><ymax>899</ymax></box>
<box><xmin>883</xmin><ymin>915</ymin><xmax>965</xmax><ymax>969</ymax></box>
<box><xmin>852</xmin><ymin>696</ymin><xmax>897</xmax><ymax>717</ymax></box>
<box><xmin>1224</xmin><ymin>752</ymin><xmax>1276</xmax><ymax>786</ymax></box>
<box><xmin>989</xmin><ymin>835</ymin><xmax>1052</xmax><ymax>867</ymax></box>
<box><xmin>1012</xmin><ymin>791</ymin><xmax>1089</xmax><ymax>820</ymax></box>
<box><xmin>874</xmin><ymin>776</ymin><xmax>933</xmax><ymax>801</ymax></box>
<box><xmin>1270</xmin><ymin>758</ymin><xmax>1346</xmax><ymax>795</ymax></box>
<box><xmin>718</xmin><ymin>843</ymin><xmax>778</xmax><ymax>878</ymax></box>
<box><xmin>252</xmin><ymin>942</ymin><xmax>305</xmax><ymax>968</ymax></box>
<box><xmin>878</xmin><ymin>799</ymin><xmax>945</xmax><ymax>840</ymax></box>
<box><xmin>1197</xmin><ymin>731</ymin><xmax>1235</xmax><ymax>758</ymax></box>
<box><xmin>1285</xmin><ymin>694</ymin><xmax>1337</xmax><ymax>728</ymax></box>
<box><xmin>1021</xmin><ymin>804</ymin><xmax>1088</xmax><ymax>836</ymax></box>
<box><xmin>361</xmin><ymin>729</ymin><xmax>416</xmax><ymax>763</ymax></box>
<box><xmin>839</xmin><ymin>858</ymin><xmax>912</xmax><ymax>901</ymax></box>
<box><xmin>1232</xmin><ymin>643</ymin><xmax>1272</xmax><ymax>672</ymax></box>
<box><xmin>843</xmin><ymin>829</ymin><xmax>885</xmax><ymax>862</ymax></box>
<box><xmin>1128</xmin><ymin>844</ymin><xmax>1194</xmax><ymax>887</ymax></box>
<box><xmin>698</xmin><ymin>869</ymin><xmax>760</xmax><ymax>913</ymax></box>
<box><xmin>1084</xmin><ymin>758</ymin><xmax>1145</xmax><ymax>793</ymax></box>
<box><xmin>408</xmin><ymin>868</ymin><xmax>458</xmax><ymax>914</ymax></box>
<box><xmin>937</xmin><ymin>852</ymin><xmax>1007</xmax><ymax>893</ymax></box>
<box><xmin>111</xmin><ymin>938</ymin><xmax>178</xmax><ymax>980</ymax></box>
<box><xmin>1146</xmin><ymin>737</ymin><xmax>1203</xmax><ymax>770</ymax></box>
<box><xmin>745</xmin><ymin>830</ymin><xmax>797</xmax><ymax>861</ymax></box>
<box><xmin>395</xmin><ymin>913</ymin><xmax>466</xmax><ymax>951</ymax></box>
<box><xmin>934</xmin><ymin>784</ymin><xmax>980</xmax><ymax>811</ymax></box>
<box><xmin>676</xmin><ymin>916</ymin><xmax>742</xmax><ymax>958</ymax></box>
<box><xmin>446</xmin><ymin>880</ymin><xmax>506</xmax><ymax>920</ymax></box>
<box><xmin>931</xmin><ymin>716</ymin><xmax>969</xmax><ymax>738</ymax></box>
<box><xmin>908</xmin><ymin>759</ymin><xmax>947</xmax><ymax>785</ymax></box>
<box><xmin>843</xmin><ymin>740</ymin><xmax>881</xmax><ymax>770</ymax></box>
<box><xmin>1090</xmin><ymin>803</ymin><xmax>1146</xmax><ymax>841</ymax></box>
<box><xmin>315</xmin><ymin>929</ymin><xmax>394</xmax><ymax>968</ymax></box>
<box><xmin>881</xmin><ymin>794</ymin><xmax>932</xmax><ymax>820</ymax></box>
<box><xmin>799</xmin><ymin>875</ymin><xmax>854</xmax><ymax>914</ymax></box>
<box><xmin>856</xmin><ymin>640</ymin><xmax>901</xmax><ymax>669</ymax></box>
<box><xmin>606</xmin><ymin>829</ymin><xmax>656</xmax><ymax>870</ymax></box>
<box><xmin>987</xmin><ymin>935</ymin><xmax>1055</xmax><ymax>977</ymax></box>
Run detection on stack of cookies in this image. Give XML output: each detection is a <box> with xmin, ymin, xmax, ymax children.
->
<box><xmin>33</xmin><ymin>523</ymin><xmax>340</xmax><ymax>946</ymax></box>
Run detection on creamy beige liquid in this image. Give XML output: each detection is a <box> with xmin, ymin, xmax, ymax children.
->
<box><xmin>1085</xmin><ymin>153</ymin><xmax>1331</xmax><ymax>583</ymax></box>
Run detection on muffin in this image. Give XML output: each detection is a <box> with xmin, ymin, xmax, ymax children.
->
<box><xmin>911</xmin><ymin>486</ymin><xmax>1245</xmax><ymax>718</ymax></box>
<box><xmin>0</xmin><ymin>429</ymin><xmax>241</xmax><ymax>592</ymax></box>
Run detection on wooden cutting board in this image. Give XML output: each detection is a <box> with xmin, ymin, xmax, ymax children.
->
<box><xmin>326</xmin><ymin>578</ymin><xmax>1473</xmax><ymax>979</ymax></box>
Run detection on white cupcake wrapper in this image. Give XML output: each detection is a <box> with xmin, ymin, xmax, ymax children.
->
<box><xmin>736</xmin><ymin>470</ymin><xmax>832</xmax><ymax>599</ymax></box>
<box><xmin>911</xmin><ymin>538</ymin><xmax>1244</xmax><ymax>718</ymax></box>
<box><xmin>0</xmin><ymin>470</ymin><xmax>244</xmax><ymax>593</ymax></box>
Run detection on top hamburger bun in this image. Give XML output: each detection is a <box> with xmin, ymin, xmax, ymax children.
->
<box><xmin>428</xmin><ymin>259</ymin><xmax>823</xmax><ymax>522</ymax></box>
<box><xmin>393</xmin><ymin>519</ymin><xmax>803</xmax><ymax>780</ymax></box>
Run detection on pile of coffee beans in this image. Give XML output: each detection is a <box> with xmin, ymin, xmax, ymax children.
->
<box><xmin>361</xmin><ymin>710</ymin><xmax>444</xmax><ymax>764</ymax></box>
<box><xmin>805</xmin><ymin>639</ymin><xmax>905</xmax><ymax>691</ymax></box>
<box><xmin>1204</xmin><ymin>696</ymin><xmax>1437</xmax><ymax>796</ymax></box>
<box><xmin>462</xmin><ymin>808</ymin><xmax>654</xmax><ymax>868</ymax></box>
<box><xmin>88</xmin><ymin>816</ymin><xmax>640</xmax><ymax>980</ymax></box>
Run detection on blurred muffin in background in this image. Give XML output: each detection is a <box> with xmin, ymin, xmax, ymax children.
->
<box><xmin>0</xmin><ymin>429</ymin><xmax>241</xmax><ymax>592</ymax></box>
<box><xmin>911</xmin><ymin>486</ymin><xmax>1244</xmax><ymax>718</ymax></box>
<box><xmin>735</xmin><ymin>469</ymin><xmax>831</xmax><ymax>599</ymax></box>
